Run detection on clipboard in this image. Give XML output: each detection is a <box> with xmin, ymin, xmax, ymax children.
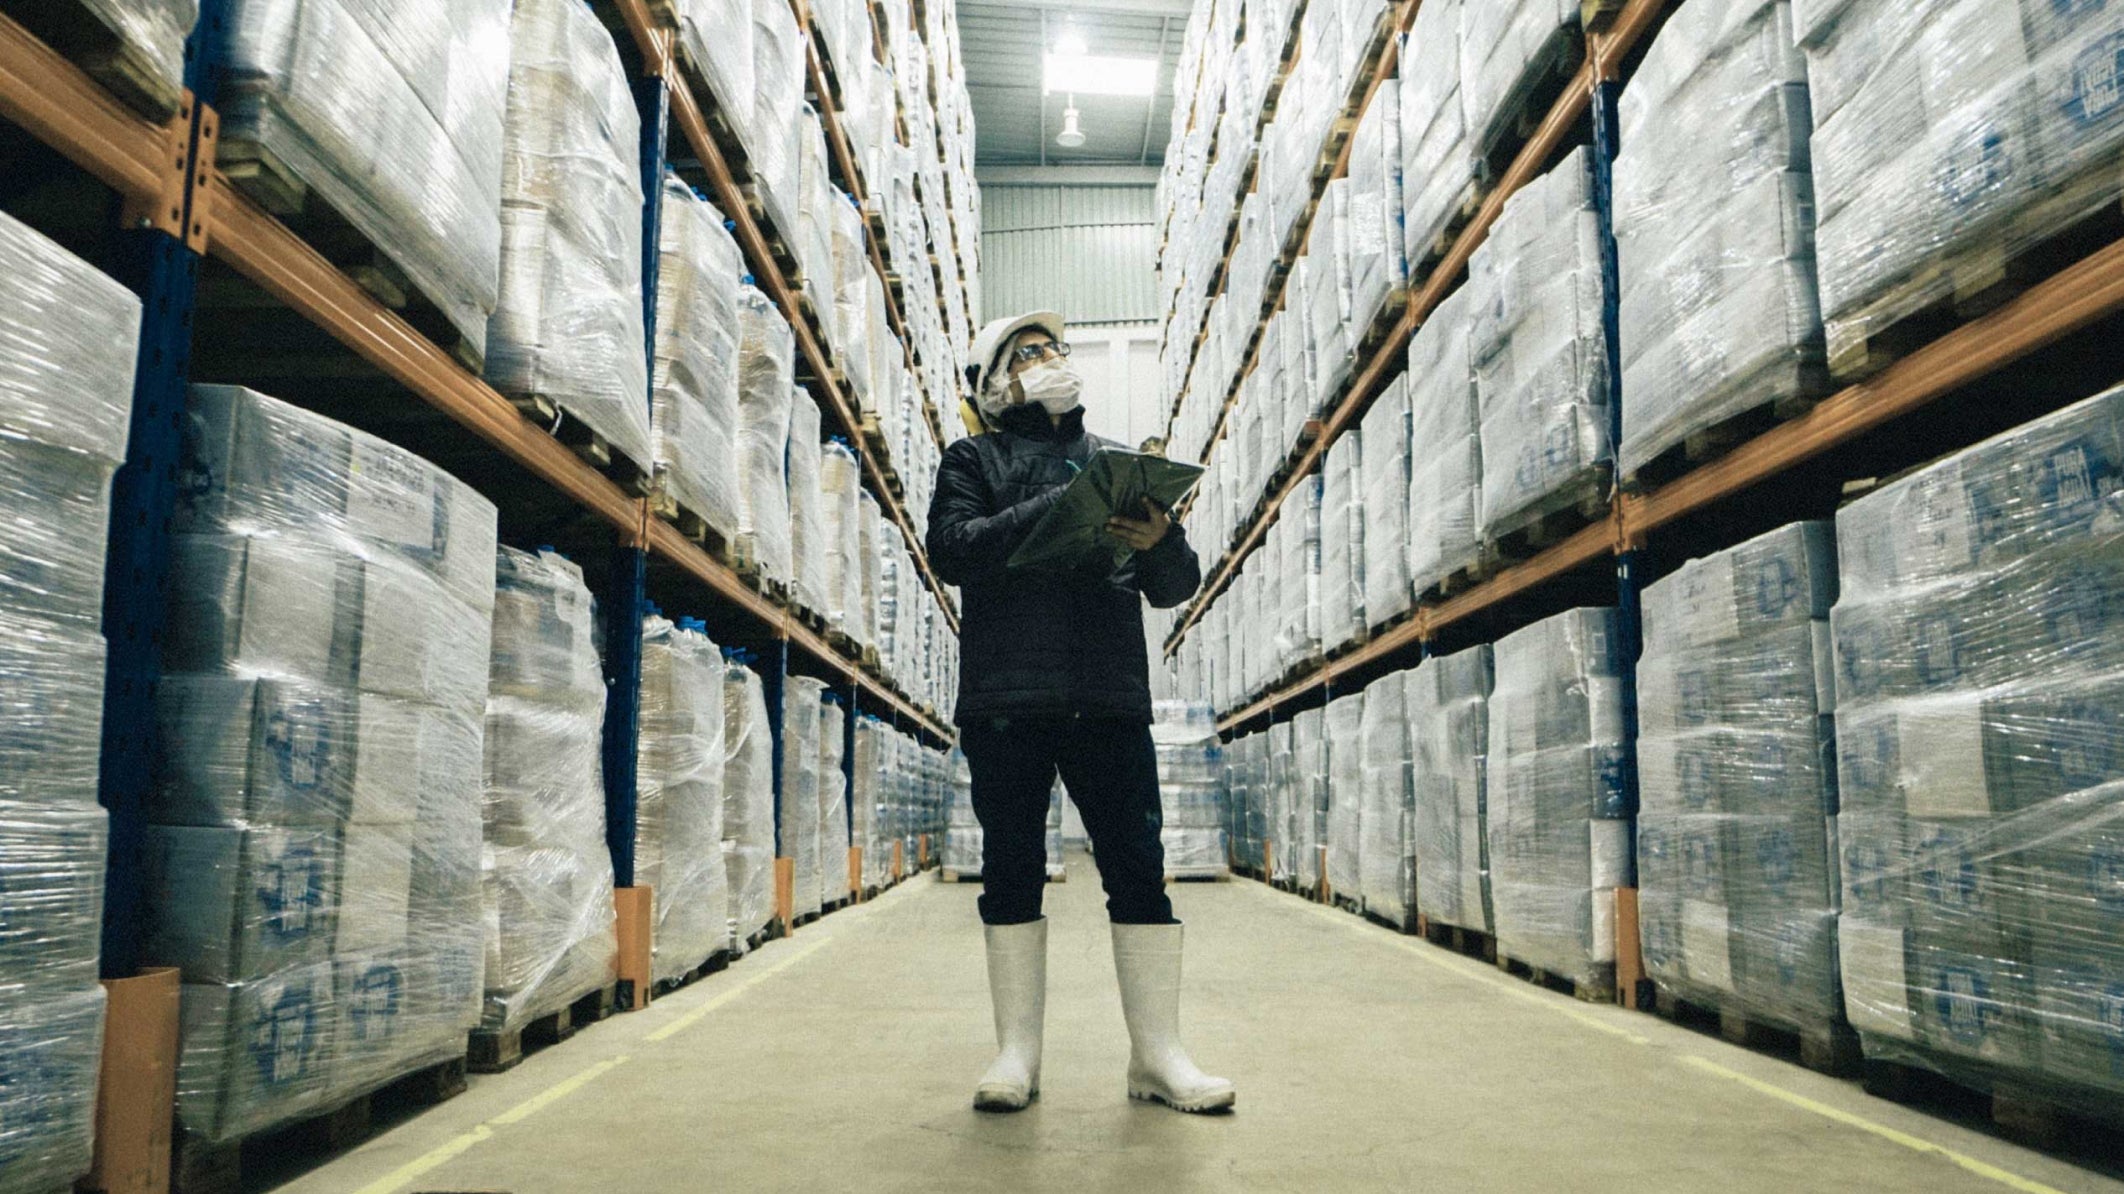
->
<box><xmin>1006</xmin><ymin>449</ymin><xmax>1205</xmax><ymax>573</ymax></box>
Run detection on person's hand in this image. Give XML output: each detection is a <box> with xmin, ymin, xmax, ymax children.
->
<box><xmin>1106</xmin><ymin>500</ymin><xmax>1172</xmax><ymax>552</ymax></box>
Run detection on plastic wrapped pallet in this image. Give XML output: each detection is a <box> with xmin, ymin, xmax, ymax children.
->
<box><xmin>1346</xmin><ymin>78</ymin><xmax>1405</xmax><ymax>336</ymax></box>
<box><xmin>780</xmin><ymin>676</ymin><xmax>826</xmax><ymax>921</ymax></box>
<box><xmin>653</xmin><ymin>177</ymin><xmax>745</xmax><ymax>540</ymax></box>
<box><xmin>736</xmin><ymin>286</ymin><xmax>796</xmax><ymax>582</ymax></box>
<box><xmin>1361</xmin><ymin>376</ymin><xmax>1412</xmax><ymax>628</ymax></box>
<box><xmin>1323</xmin><ymin>692</ymin><xmax>1366</xmax><ymax>900</ymax></box>
<box><xmin>482</xmin><ymin>547</ymin><xmax>616</xmax><ymax>1034</ymax></box>
<box><xmin>487</xmin><ymin>0</ymin><xmax>650</xmax><ymax>472</ymax></box>
<box><xmin>945</xmin><ymin>748</ymin><xmax>980</xmax><ymax>875</ymax></box>
<box><xmin>723</xmin><ymin>661</ymin><xmax>777</xmax><ymax>947</ymax></box>
<box><xmin>149</xmin><ymin>386</ymin><xmax>495</xmax><ymax>1143</ymax></box>
<box><xmin>850</xmin><ymin>717</ymin><xmax>882</xmax><ymax>889</ymax></box>
<box><xmin>820</xmin><ymin>440</ymin><xmax>863</xmax><ymax>636</ymax></box>
<box><xmin>1273</xmin><ymin>473</ymin><xmax>1323</xmax><ymax>672</ymax></box>
<box><xmin>1802</xmin><ymin>1</ymin><xmax>2124</xmax><ymax>377</ymax></box>
<box><xmin>1304</xmin><ymin>180</ymin><xmax>1356</xmax><ymax>416</ymax></box>
<box><xmin>1461</xmin><ymin>0</ymin><xmax>1580</xmax><ymax>160</ymax></box>
<box><xmin>818</xmin><ymin>697</ymin><xmax>848</xmax><ymax>909</ymax></box>
<box><xmin>638</xmin><ymin>616</ymin><xmax>730</xmax><ymax>981</ymax></box>
<box><xmin>1829</xmin><ymin>382</ymin><xmax>2124</xmax><ymax>1117</ymax></box>
<box><xmin>1320</xmin><ymin>430</ymin><xmax>1365</xmax><ymax>651</ymax></box>
<box><xmin>1469</xmin><ymin>146</ymin><xmax>1613</xmax><ymax>540</ymax></box>
<box><xmin>796</xmin><ymin>112</ymin><xmax>838</xmax><ymax>301</ymax></box>
<box><xmin>786</xmin><ymin>396</ymin><xmax>828</xmax><ymax>616</ymax></box>
<box><xmin>1638</xmin><ymin>521</ymin><xmax>1840</xmax><ymax>1031</ymax></box>
<box><xmin>1154</xmin><ymin>701</ymin><xmax>1228</xmax><ymax>878</ymax></box>
<box><xmin>1412</xmin><ymin>645</ymin><xmax>1496</xmax><ymax>934</ymax></box>
<box><xmin>1487</xmin><ymin>607</ymin><xmax>1632</xmax><ymax>992</ymax></box>
<box><xmin>1045</xmin><ymin>781</ymin><xmax>1067</xmax><ymax>880</ymax></box>
<box><xmin>832</xmin><ymin>198</ymin><xmax>875</xmax><ymax>406</ymax></box>
<box><xmin>1408</xmin><ymin>287</ymin><xmax>1483</xmax><ymax>597</ymax></box>
<box><xmin>1358</xmin><ymin>676</ymin><xmax>1415</xmax><ymax>927</ymax></box>
<box><xmin>208</xmin><ymin>0</ymin><xmax>507</xmax><ymax>355</ymax></box>
<box><xmin>750</xmin><ymin>0</ymin><xmax>805</xmax><ymax>242</ymax></box>
<box><xmin>1401</xmin><ymin>0</ymin><xmax>1475</xmax><ymax>273</ymax></box>
<box><xmin>1294</xmin><ymin>710</ymin><xmax>1330</xmax><ymax>889</ymax></box>
<box><xmin>1616</xmin><ymin>0</ymin><xmax>1823</xmax><ymax>482</ymax></box>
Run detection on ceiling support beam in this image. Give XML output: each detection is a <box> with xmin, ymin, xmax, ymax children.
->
<box><xmin>1038</xmin><ymin>8</ymin><xmax>1049</xmax><ymax>168</ymax></box>
<box><xmin>1141</xmin><ymin>15</ymin><xmax>1171</xmax><ymax>166</ymax></box>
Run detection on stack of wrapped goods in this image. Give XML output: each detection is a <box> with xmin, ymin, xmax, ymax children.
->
<box><xmin>1153</xmin><ymin>701</ymin><xmax>1229</xmax><ymax>879</ymax></box>
<box><xmin>1400</xmin><ymin>0</ymin><xmax>1473</xmax><ymax>276</ymax></box>
<box><xmin>1044</xmin><ymin>782</ymin><xmax>1067</xmax><ymax>880</ymax></box>
<box><xmin>1461</xmin><ymin>0</ymin><xmax>1581</xmax><ymax>164</ymax></box>
<box><xmin>0</xmin><ymin>213</ymin><xmax>140</xmax><ymax>1188</ymax></box>
<box><xmin>786</xmin><ymin>398</ymin><xmax>829</xmax><ymax>618</ymax></box>
<box><xmin>482</xmin><ymin>548</ymin><xmax>616</xmax><ymax>1041</ymax></box>
<box><xmin>488</xmin><ymin>0</ymin><xmax>651</xmax><ymax>476</ymax></box>
<box><xmin>1413</xmin><ymin>646</ymin><xmax>1497</xmax><ymax>937</ymax></box>
<box><xmin>1361</xmin><ymin>376</ymin><xmax>1412</xmax><ymax>630</ymax></box>
<box><xmin>1470</xmin><ymin>148</ymin><xmax>1612</xmax><ymax>542</ymax></box>
<box><xmin>1304</xmin><ymin>181</ymin><xmax>1355</xmax><ymax>417</ymax></box>
<box><xmin>1616</xmin><ymin>0</ymin><xmax>1822</xmax><ymax>482</ymax></box>
<box><xmin>1292</xmin><ymin>707</ymin><xmax>1328</xmax><ymax>889</ymax></box>
<box><xmin>1223</xmin><ymin>731</ymin><xmax>1257</xmax><ymax>875</ymax></box>
<box><xmin>1487</xmin><ymin>608</ymin><xmax>1632</xmax><ymax>995</ymax></box>
<box><xmin>795</xmin><ymin>114</ymin><xmax>837</xmax><ymax>306</ymax></box>
<box><xmin>1802</xmin><ymin>2</ymin><xmax>2124</xmax><ymax>377</ymax></box>
<box><xmin>749</xmin><ymin>0</ymin><xmax>805</xmax><ymax>243</ymax></box>
<box><xmin>1345</xmin><ymin>77</ymin><xmax>1404</xmax><ymax>337</ymax></box>
<box><xmin>1266</xmin><ymin>722</ymin><xmax>1297</xmax><ymax>883</ymax></box>
<box><xmin>818</xmin><ymin>696</ymin><xmax>848</xmax><ymax>910</ymax></box>
<box><xmin>1832</xmin><ymin>384</ymin><xmax>2124</xmax><ymax>1118</ymax></box>
<box><xmin>637</xmin><ymin>616</ymin><xmax>730</xmax><ymax>982</ymax></box>
<box><xmin>1638</xmin><ymin>523</ymin><xmax>1841</xmax><ymax>1040</ymax></box>
<box><xmin>206</xmin><ymin>0</ymin><xmax>507</xmax><ymax>359</ymax></box>
<box><xmin>14</xmin><ymin>0</ymin><xmax>197</xmax><ymax>116</ymax></box>
<box><xmin>1408</xmin><ymin>288</ymin><xmax>1483</xmax><ymax>599</ymax></box>
<box><xmin>736</xmin><ymin>286</ymin><xmax>796</xmax><ymax>585</ymax></box>
<box><xmin>820</xmin><ymin>441</ymin><xmax>864</xmax><ymax>640</ymax></box>
<box><xmin>674</xmin><ymin>0</ymin><xmax>752</xmax><ymax>148</ymax></box>
<box><xmin>831</xmin><ymin>199</ymin><xmax>877</xmax><ymax>408</ymax></box>
<box><xmin>1324</xmin><ymin>692</ymin><xmax>1366</xmax><ymax>901</ymax></box>
<box><xmin>1359</xmin><ymin>676</ymin><xmax>1415</xmax><ymax>928</ymax></box>
<box><xmin>850</xmin><ymin>716</ymin><xmax>886</xmax><ymax>890</ymax></box>
<box><xmin>151</xmin><ymin>386</ymin><xmax>495</xmax><ymax>1143</ymax></box>
<box><xmin>943</xmin><ymin>751</ymin><xmax>981</xmax><ymax>875</ymax></box>
<box><xmin>652</xmin><ymin>178</ymin><xmax>746</xmax><ymax>542</ymax></box>
<box><xmin>780</xmin><ymin>677</ymin><xmax>827</xmax><ymax>922</ymax></box>
<box><xmin>1320</xmin><ymin>430</ymin><xmax>1364</xmax><ymax>651</ymax></box>
<box><xmin>723</xmin><ymin>659</ymin><xmax>778</xmax><ymax>950</ymax></box>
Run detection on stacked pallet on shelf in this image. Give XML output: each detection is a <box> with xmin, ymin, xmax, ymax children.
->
<box><xmin>722</xmin><ymin>658</ymin><xmax>780</xmax><ymax>951</ymax></box>
<box><xmin>818</xmin><ymin>695</ymin><xmax>849</xmax><ymax>910</ymax></box>
<box><xmin>651</xmin><ymin>177</ymin><xmax>747</xmax><ymax>549</ymax></box>
<box><xmin>637</xmin><ymin>615</ymin><xmax>731</xmax><ymax>984</ymax></box>
<box><xmin>1152</xmin><ymin>701</ymin><xmax>1231</xmax><ymax>880</ymax></box>
<box><xmin>781</xmin><ymin>675</ymin><xmax>827</xmax><ymax>923</ymax></box>
<box><xmin>1411</xmin><ymin>645</ymin><xmax>1496</xmax><ymax>941</ymax></box>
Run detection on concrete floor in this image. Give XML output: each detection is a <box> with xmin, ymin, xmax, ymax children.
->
<box><xmin>281</xmin><ymin>853</ymin><xmax>2124</xmax><ymax>1194</ymax></box>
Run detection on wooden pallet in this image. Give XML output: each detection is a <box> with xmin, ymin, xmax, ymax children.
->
<box><xmin>672</xmin><ymin>45</ymin><xmax>755</xmax><ymax>184</ymax></box>
<box><xmin>466</xmin><ymin>982</ymin><xmax>620</xmax><ymax>1074</ymax></box>
<box><xmin>508</xmin><ymin>394</ymin><xmax>654</xmax><ymax>497</ymax></box>
<box><xmin>651</xmin><ymin>949</ymin><xmax>732</xmax><ymax>998</ymax></box>
<box><xmin>1826</xmin><ymin>155</ymin><xmax>2124</xmax><ymax>382</ymax></box>
<box><xmin>1486</xmin><ymin>468</ymin><xmax>1613</xmax><ymax>564</ymax></box>
<box><xmin>169</xmin><ymin>1056</ymin><xmax>468</xmax><ymax>1194</ymax></box>
<box><xmin>216</xmin><ymin>132</ymin><xmax>486</xmax><ymax>374</ymax></box>
<box><xmin>1167</xmin><ymin>868</ymin><xmax>1232</xmax><ymax>882</ymax></box>
<box><xmin>649</xmin><ymin>490</ymin><xmax>741</xmax><ymax>567</ymax></box>
<box><xmin>1650</xmin><ymin>986</ymin><xmax>1861</xmax><ymax>1077</ymax></box>
<box><xmin>1861</xmin><ymin>1058</ymin><xmax>2124</xmax><ymax>1153</ymax></box>
<box><xmin>1363</xmin><ymin>906</ymin><xmax>1417</xmax><ymax>935</ymax></box>
<box><xmin>1409</xmin><ymin>176</ymin><xmax>1488</xmax><ymax>287</ymax></box>
<box><xmin>1417</xmin><ymin>544</ymin><xmax>1505</xmax><ymax>606</ymax></box>
<box><xmin>1474</xmin><ymin>22</ymin><xmax>1588</xmax><ymax>184</ymax></box>
<box><xmin>1419</xmin><ymin>916</ymin><xmax>1499</xmax><ymax>963</ymax></box>
<box><xmin>0</xmin><ymin>0</ymin><xmax>183</xmax><ymax>120</ymax></box>
<box><xmin>1622</xmin><ymin>384</ymin><xmax>1827</xmax><ymax>492</ymax></box>
<box><xmin>1498</xmin><ymin>953</ymin><xmax>1616</xmax><ymax>1004</ymax></box>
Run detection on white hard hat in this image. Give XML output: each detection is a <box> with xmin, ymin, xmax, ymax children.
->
<box><xmin>966</xmin><ymin>310</ymin><xmax>1066</xmax><ymax>398</ymax></box>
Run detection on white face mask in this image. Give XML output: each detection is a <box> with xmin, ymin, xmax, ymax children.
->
<box><xmin>1015</xmin><ymin>359</ymin><xmax>1083</xmax><ymax>415</ymax></box>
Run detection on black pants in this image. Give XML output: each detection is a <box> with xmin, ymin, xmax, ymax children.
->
<box><xmin>961</xmin><ymin>717</ymin><xmax>1173</xmax><ymax>926</ymax></box>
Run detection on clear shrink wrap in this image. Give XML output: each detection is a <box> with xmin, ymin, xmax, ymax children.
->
<box><xmin>638</xmin><ymin>616</ymin><xmax>731</xmax><ymax>980</ymax></box>
<box><xmin>1303</xmin><ymin>181</ymin><xmax>1356</xmax><ymax>416</ymax></box>
<box><xmin>1401</xmin><ymin>0</ymin><xmax>1475</xmax><ymax>273</ymax></box>
<box><xmin>1361</xmin><ymin>376</ymin><xmax>1412</xmax><ymax>627</ymax></box>
<box><xmin>780</xmin><ymin>676</ymin><xmax>827</xmax><ymax>920</ymax></box>
<box><xmin>1412</xmin><ymin>645</ymin><xmax>1497</xmax><ymax>934</ymax></box>
<box><xmin>1296</xmin><ymin>710</ymin><xmax>1331</xmax><ymax>889</ymax></box>
<box><xmin>1320</xmin><ymin>430</ymin><xmax>1365</xmax><ymax>651</ymax></box>
<box><xmin>850</xmin><ymin>717</ymin><xmax>882</xmax><ymax>888</ymax></box>
<box><xmin>1046</xmin><ymin>781</ymin><xmax>1067</xmax><ymax>880</ymax></box>
<box><xmin>0</xmin><ymin>983</ymin><xmax>105</xmax><ymax>1190</ymax></box>
<box><xmin>1359</xmin><ymin>676</ymin><xmax>1415</xmax><ymax>927</ymax></box>
<box><xmin>1324</xmin><ymin>694</ymin><xmax>1366</xmax><ymax>898</ymax></box>
<box><xmin>1469</xmin><ymin>147</ymin><xmax>1612</xmax><ymax>540</ymax></box>
<box><xmin>1268</xmin><ymin>721</ymin><xmax>1297</xmax><ymax>882</ymax></box>
<box><xmin>1154</xmin><ymin>701</ymin><xmax>1228</xmax><ymax>877</ymax></box>
<box><xmin>750</xmin><ymin>0</ymin><xmax>805</xmax><ymax>242</ymax></box>
<box><xmin>653</xmin><ymin>177</ymin><xmax>746</xmax><ymax>540</ymax></box>
<box><xmin>1638</xmin><ymin>521</ymin><xmax>1840</xmax><ymax>1029</ymax></box>
<box><xmin>1801</xmin><ymin>1</ymin><xmax>2124</xmax><ymax>376</ymax></box>
<box><xmin>1460</xmin><ymin>0</ymin><xmax>1580</xmax><ymax>160</ymax></box>
<box><xmin>36</xmin><ymin>0</ymin><xmax>198</xmax><ymax>112</ymax></box>
<box><xmin>1273</xmin><ymin>473</ymin><xmax>1323</xmax><ymax>672</ymax></box>
<box><xmin>736</xmin><ymin>286</ymin><xmax>796</xmax><ymax>581</ymax></box>
<box><xmin>150</xmin><ymin>386</ymin><xmax>495</xmax><ymax>1144</ymax></box>
<box><xmin>208</xmin><ymin>0</ymin><xmax>507</xmax><ymax>354</ymax></box>
<box><xmin>1830</xmin><ymin>382</ymin><xmax>2124</xmax><ymax>1117</ymax></box>
<box><xmin>1346</xmin><ymin>78</ymin><xmax>1405</xmax><ymax>335</ymax></box>
<box><xmin>820</xmin><ymin>441</ymin><xmax>863</xmax><ymax>636</ymax></box>
<box><xmin>819</xmin><ymin>697</ymin><xmax>848</xmax><ymax>908</ymax></box>
<box><xmin>946</xmin><ymin>747</ymin><xmax>981</xmax><ymax>876</ymax></box>
<box><xmin>786</xmin><ymin>396</ymin><xmax>828</xmax><ymax>616</ymax></box>
<box><xmin>1616</xmin><ymin>0</ymin><xmax>1823</xmax><ymax>482</ymax></box>
<box><xmin>859</xmin><ymin>490</ymin><xmax>882</xmax><ymax>646</ymax></box>
<box><xmin>1408</xmin><ymin>287</ymin><xmax>1483</xmax><ymax>597</ymax></box>
<box><xmin>675</xmin><ymin>0</ymin><xmax>753</xmax><ymax>148</ymax></box>
<box><xmin>489</xmin><ymin>0</ymin><xmax>651</xmax><ymax>473</ymax></box>
<box><xmin>797</xmin><ymin>113</ymin><xmax>838</xmax><ymax>307</ymax></box>
<box><xmin>1487</xmin><ymin>607</ymin><xmax>1633</xmax><ymax>990</ymax></box>
<box><xmin>482</xmin><ymin>548</ymin><xmax>615</xmax><ymax>1033</ymax></box>
<box><xmin>722</xmin><ymin>662</ymin><xmax>777</xmax><ymax>947</ymax></box>
<box><xmin>832</xmin><ymin>198</ymin><xmax>876</xmax><ymax>406</ymax></box>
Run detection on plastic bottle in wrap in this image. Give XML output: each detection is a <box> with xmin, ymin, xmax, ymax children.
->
<box><xmin>945</xmin><ymin>748</ymin><xmax>982</xmax><ymax>874</ymax></box>
<box><xmin>1616</xmin><ymin>0</ymin><xmax>1823</xmax><ymax>482</ymax></box>
<box><xmin>722</xmin><ymin>660</ymin><xmax>777</xmax><ymax>948</ymax></box>
<box><xmin>488</xmin><ymin>0</ymin><xmax>651</xmax><ymax>473</ymax></box>
<box><xmin>481</xmin><ymin>547</ymin><xmax>616</xmax><ymax>1034</ymax></box>
<box><xmin>653</xmin><ymin>176</ymin><xmax>746</xmax><ymax>541</ymax></box>
<box><xmin>1320</xmin><ymin>429</ymin><xmax>1365</xmax><ymax>650</ymax></box>
<box><xmin>1469</xmin><ymin>146</ymin><xmax>1613</xmax><ymax>540</ymax></box>
<box><xmin>786</xmin><ymin>394</ymin><xmax>829</xmax><ymax>616</ymax></box>
<box><xmin>1407</xmin><ymin>287</ymin><xmax>1483</xmax><ymax>598</ymax></box>
<box><xmin>1153</xmin><ymin>701</ymin><xmax>1229</xmax><ymax>878</ymax></box>
<box><xmin>1830</xmin><ymin>381</ymin><xmax>2124</xmax><ymax>1117</ymax></box>
<box><xmin>1460</xmin><ymin>0</ymin><xmax>1581</xmax><ymax>161</ymax></box>
<box><xmin>1357</xmin><ymin>676</ymin><xmax>1415</xmax><ymax>927</ymax></box>
<box><xmin>1347</xmin><ymin>78</ymin><xmax>1405</xmax><ymax>335</ymax></box>
<box><xmin>1638</xmin><ymin>521</ymin><xmax>1840</xmax><ymax>1030</ymax></box>
<box><xmin>1323</xmin><ymin>692</ymin><xmax>1367</xmax><ymax>900</ymax></box>
<box><xmin>780</xmin><ymin>676</ymin><xmax>826</xmax><ymax>920</ymax></box>
<box><xmin>207</xmin><ymin>0</ymin><xmax>507</xmax><ymax>356</ymax></box>
<box><xmin>736</xmin><ymin>285</ymin><xmax>796</xmax><ymax>582</ymax></box>
<box><xmin>818</xmin><ymin>696</ymin><xmax>849</xmax><ymax>908</ymax></box>
<box><xmin>1361</xmin><ymin>375</ymin><xmax>1412</xmax><ymax>627</ymax></box>
<box><xmin>1487</xmin><ymin>607</ymin><xmax>1633</xmax><ymax>991</ymax></box>
<box><xmin>750</xmin><ymin>0</ymin><xmax>805</xmax><ymax>242</ymax></box>
<box><xmin>675</xmin><ymin>0</ymin><xmax>753</xmax><ymax>149</ymax></box>
<box><xmin>638</xmin><ymin>616</ymin><xmax>731</xmax><ymax>981</ymax></box>
<box><xmin>1401</xmin><ymin>0</ymin><xmax>1473</xmax><ymax>273</ymax></box>
<box><xmin>1412</xmin><ymin>644</ymin><xmax>1497</xmax><ymax>935</ymax></box>
<box><xmin>1802</xmin><ymin>1</ymin><xmax>2124</xmax><ymax>376</ymax></box>
<box><xmin>150</xmin><ymin>386</ymin><xmax>495</xmax><ymax>1144</ymax></box>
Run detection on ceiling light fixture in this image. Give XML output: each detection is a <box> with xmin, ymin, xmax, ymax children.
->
<box><xmin>1056</xmin><ymin>99</ymin><xmax>1087</xmax><ymax>148</ymax></box>
<box><xmin>1043</xmin><ymin>51</ymin><xmax>1157</xmax><ymax>97</ymax></box>
<box><xmin>1055</xmin><ymin>28</ymin><xmax>1088</xmax><ymax>57</ymax></box>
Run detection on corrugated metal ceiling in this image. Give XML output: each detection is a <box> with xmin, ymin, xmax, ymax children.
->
<box><xmin>957</xmin><ymin>0</ymin><xmax>1188</xmax><ymax>167</ymax></box>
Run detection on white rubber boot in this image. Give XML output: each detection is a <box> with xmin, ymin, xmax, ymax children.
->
<box><xmin>1111</xmin><ymin>923</ymin><xmax>1236</xmax><ymax>1113</ymax></box>
<box><xmin>973</xmin><ymin>919</ymin><xmax>1046</xmax><ymax>1112</ymax></box>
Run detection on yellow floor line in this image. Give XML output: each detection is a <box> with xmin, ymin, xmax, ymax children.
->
<box><xmin>644</xmin><ymin>936</ymin><xmax>830</xmax><ymax>1042</ymax></box>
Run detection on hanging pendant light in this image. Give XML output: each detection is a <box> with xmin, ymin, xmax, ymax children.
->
<box><xmin>1056</xmin><ymin>95</ymin><xmax>1086</xmax><ymax>148</ymax></box>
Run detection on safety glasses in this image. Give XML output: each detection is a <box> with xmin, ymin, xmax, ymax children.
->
<box><xmin>1010</xmin><ymin>340</ymin><xmax>1073</xmax><ymax>365</ymax></box>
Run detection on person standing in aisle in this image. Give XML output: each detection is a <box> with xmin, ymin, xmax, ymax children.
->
<box><xmin>927</xmin><ymin>311</ymin><xmax>1235</xmax><ymax>1115</ymax></box>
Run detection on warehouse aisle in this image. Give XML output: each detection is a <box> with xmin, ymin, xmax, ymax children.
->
<box><xmin>281</xmin><ymin>856</ymin><xmax>2121</xmax><ymax>1194</ymax></box>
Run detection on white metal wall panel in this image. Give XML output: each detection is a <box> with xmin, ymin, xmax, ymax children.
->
<box><xmin>980</xmin><ymin>185</ymin><xmax>1158</xmax><ymax>325</ymax></box>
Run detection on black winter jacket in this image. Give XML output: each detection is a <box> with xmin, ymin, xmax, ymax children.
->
<box><xmin>927</xmin><ymin>404</ymin><xmax>1202</xmax><ymax>726</ymax></box>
